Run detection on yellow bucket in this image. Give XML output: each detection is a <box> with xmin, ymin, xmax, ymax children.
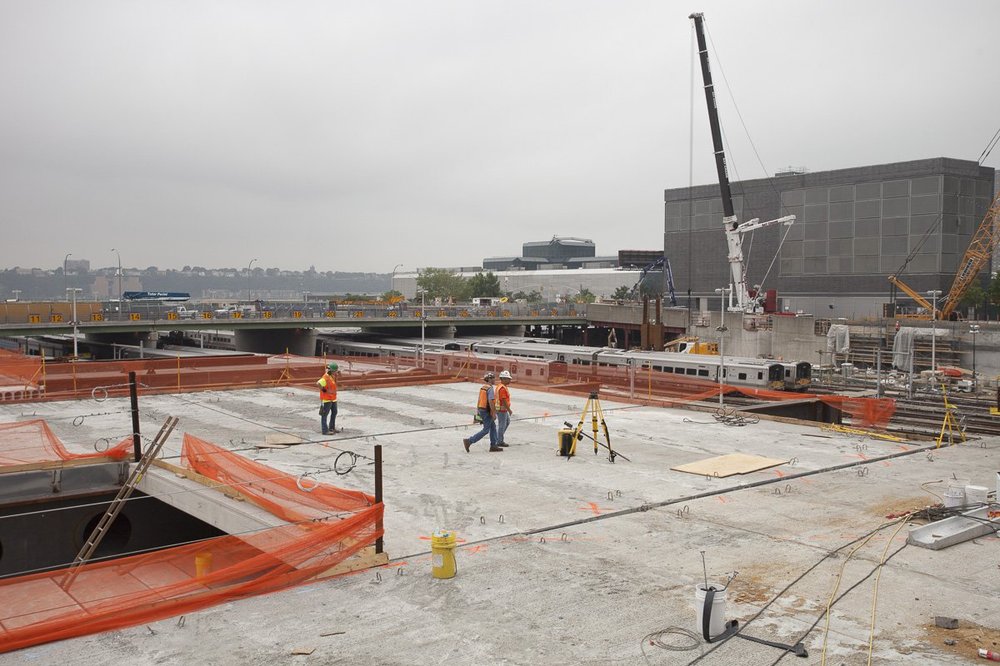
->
<box><xmin>431</xmin><ymin>530</ymin><xmax>457</xmax><ymax>579</ymax></box>
<box><xmin>194</xmin><ymin>551</ymin><xmax>213</xmax><ymax>577</ymax></box>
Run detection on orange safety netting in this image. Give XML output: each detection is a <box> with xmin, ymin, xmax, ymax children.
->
<box><xmin>182</xmin><ymin>433</ymin><xmax>374</xmax><ymax>523</ymax></box>
<box><xmin>0</xmin><ymin>349</ymin><xmax>42</xmax><ymax>395</ymax></box>
<box><xmin>0</xmin><ymin>419</ymin><xmax>132</xmax><ymax>465</ymax></box>
<box><xmin>0</xmin><ymin>434</ymin><xmax>382</xmax><ymax>654</ymax></box>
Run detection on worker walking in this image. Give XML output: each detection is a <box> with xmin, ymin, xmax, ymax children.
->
<box><xmin>463</xmin><ymin>372</ymin><xmax>501</xmax><ymax>452</ymax></box>
<box><xmin>317</xmin><ymin>362</ymin><xmax>339</xmax><ymax>435</ymax></box>
<box><xmin>495</xmin><ymin>370</ymin><xmax>514</xmax><ymax>447</ymax></box>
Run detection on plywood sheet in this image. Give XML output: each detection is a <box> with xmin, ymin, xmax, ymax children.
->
<box><xmin>671</xmin><ymin>452</ymin><xmax>787</xmax><ymax>478</ymax></box>
<box><xmin>265</xmin><ymin>433</ymin><xmax>303</xmax><ymax>446</ymax></box>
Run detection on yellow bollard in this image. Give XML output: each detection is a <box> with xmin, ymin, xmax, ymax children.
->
<box><xmin>430</xmin><ymin>530</ymin><xmax>457</xmax><ymax>579</ymax></box>
<box><xmin>194</xmin><ymin>551</ymin><xmax>213</xmax><ymax>577</ymax></box>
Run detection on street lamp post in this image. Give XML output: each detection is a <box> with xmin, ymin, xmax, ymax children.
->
<box><xmin>970</xmin><ymin>324</ymin><xmax>980</xmax><ymax>392</ymax></box>
<box><xmin>391</xmin><ymin>264</ymin><xmax>403</xmax><ymax>294</ymax></box>
<box><xmin>111</xmin><ymin>248</ymin><xmax>122</xmax><ymax>319</ymax></box>
<box><xmin>927</xmin><ymin>289</ymin><xmax>942</xmax><ymax>387</ymax></box>
<box><xmin>715</xmin><ymin>287</ymin><xmax>731</xmax><ymax>406</ymax></box>
<box><xmin>66</xmin><ymin>288</ymin><xmax>82</xmax><ymax>359</ymax></box>
<box><xmin>63</xmin><ymin>253</ymin><xmax>72</xmax><ymax>297</ymax></box>
<box><xmin>247</xmin><ymin>258</ymin><xmax>258</xmax><ymax>303</ymax></box>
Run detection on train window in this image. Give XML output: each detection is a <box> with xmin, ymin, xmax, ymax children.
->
<box><xmin>757</xmin><ymin>372</ymin><xmax>763</xmax><ymax>379</ymax></box>
<box><xmin>525</xmin><ymin>369</ymin><xmax>532</xmax><ymax>376</ymax></box>
<box><xmin>698</xmin><ymin>369</ymin><xmax>708</xmax><ymax>377</ymax></box>
<box><xmin>738</xmin><ymin>372</ymin><xmax>747</xmax><ymax>380</ymax></box>
<box><xmin>785</xmin><ymin>369</ymin><xmax>791</xmax><ymax>377</ymax></box>
<box><xmin>686</xmin><ymin>368</ymin><xmax>696</xmax><ymax>375</ymax></box>
<box><xmin>654</xmin><ymin>365</ymin><xmax>663</xmax><ymax>372</ymax></box>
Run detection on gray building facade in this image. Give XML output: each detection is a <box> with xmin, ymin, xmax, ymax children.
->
<box><xmin>664</xmin><ymin>157</ymin><xmax>996</xmax><ymax>319</ymax></box>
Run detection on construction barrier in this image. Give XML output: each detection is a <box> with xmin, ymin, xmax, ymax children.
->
<box><xmin>0</xmin><ymin>432</ymin><xmax>382</xmax><ymax>654</ymax></box>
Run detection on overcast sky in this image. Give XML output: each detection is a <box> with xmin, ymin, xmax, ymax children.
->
<box><xmin>2</xmin><ymin>1</ymin><xmax>998</xmax><ymax>274</ymax></box>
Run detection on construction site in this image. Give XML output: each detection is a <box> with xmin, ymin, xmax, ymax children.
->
<box><xmin>0</xmin><ymin>344</ymin><xmax>995</xmax><ymax>665</ymax></box>
<box><xmin>1</xmin><ymin>7</ymin><xmax>998</xmax><ymax>665</ymax></box>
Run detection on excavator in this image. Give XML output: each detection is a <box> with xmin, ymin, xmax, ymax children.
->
<box><xmin>627</xmin><ymin>255</ymin><xmax>677</xmax><ymax>305</ymax></box>
<box><xmin>888</xmin><ymin>191</ymin><xmax>1000</xmax><ymax>320</ymax></box>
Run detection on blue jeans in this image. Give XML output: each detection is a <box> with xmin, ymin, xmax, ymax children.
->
<box><xmin>321</xmin><ymin>401</ymin><xmax>338</xmax><ymax>434</ymax></box>
<box><xmin>468</xmin><ymin>408</ymin><xmax>497</xmax><ymax>447</ymax></box>
<box><xmin>497</xmin><ymin>411</ymin><xmax>510</xmax><ymax>443</ymax></box>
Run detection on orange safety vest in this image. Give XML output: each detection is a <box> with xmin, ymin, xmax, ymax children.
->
<box><xmin>477</xmin><ymin>384</ymin><xmax>493</xmax><ymax>410</ymax></box>
<box><xmin>319</xmin><ymin>373</ymin><xmax>337</xmax><ymax>402</ymax></box>
<box><xmin>496</xmin><ymin>384</ymin><xmax>511</xmax><ymax>412</ymax></box>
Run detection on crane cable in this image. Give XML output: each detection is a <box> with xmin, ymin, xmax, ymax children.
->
<box><xmin>978</xmin><ymin>126</ymin><xmax>1000</xmax><ymax>165</ymax></box>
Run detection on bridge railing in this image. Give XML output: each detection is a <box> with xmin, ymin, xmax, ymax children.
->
<box><xmin>0</xmin><ymin>301</ymin><xmax>587</xmax><ymax>325</ymax></box>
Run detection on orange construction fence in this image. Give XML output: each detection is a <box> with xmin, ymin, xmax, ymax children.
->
<box><xmin>0</xmin><ymin>432</ymin><xmax>382</xmax><ymax>654</ymax></box>
<box><xmin>0</xmin><ymin>419</ymin><xmax>132</xmax><ymax>466</ymax></box>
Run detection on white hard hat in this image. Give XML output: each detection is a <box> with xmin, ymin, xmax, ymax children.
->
<box><xmin>499</xmin><ymin>370</ymin><xmax>512</xmax><ymax>379</ymax></box>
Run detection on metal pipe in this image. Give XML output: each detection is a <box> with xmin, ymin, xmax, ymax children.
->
<box><xmin>374</xmin><ymin>444</ymin><xmax>383</xmax><ymax>554</ymax></box>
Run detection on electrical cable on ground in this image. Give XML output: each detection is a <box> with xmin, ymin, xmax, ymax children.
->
<box><xmin>641</xmin><ymin>626</ymin><xmax>703</xmax><ymax>663</ymax></box>
<box><xmin>684</xmin><ymin>517</ymin><xmax>910</xmax><ymax>666</ymax></box>
<box><xmin>866</xmin><ymin>515</ymin><xmax>913</xmax><ymax>666</ymax></box>
<box><xmin>766</xmin><ymin>543</ymin><xmax>909</xmax><ymax>666</ymax></box>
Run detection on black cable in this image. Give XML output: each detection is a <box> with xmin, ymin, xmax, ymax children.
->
<box><xmin>767</xmin><ymin>543</ymin><xmax>909</xmax><ymax>666</ymax></box>
<box><xmin>684</xmin><ymin>518</ymin><xmax>910</xmax><ymax>665</ymax></box>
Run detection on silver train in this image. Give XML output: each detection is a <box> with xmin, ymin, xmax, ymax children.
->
<box><xmin>322</xmin><ymin>336</ymin><xmax>810</xmax><ymax>391</ymax></box>
<box><xmin>467</xmin><ymin>341</ymin><xmax>792</xmax><ymax>391</ymax></box>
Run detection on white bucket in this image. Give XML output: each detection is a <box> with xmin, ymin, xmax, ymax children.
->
<box><xmin>694</xmin><ymin>584</ymin><xmax>727</xmax><ymax>639</ymax></box>
<box><xmin>965</xmin><ymin>485</ymin><xmax>989</xmax><ymax>504</ymax></box>
<box><xmin>943</xmin><ymin>483</ymin><xmax>966</xmax><ymax>508</ymax></box>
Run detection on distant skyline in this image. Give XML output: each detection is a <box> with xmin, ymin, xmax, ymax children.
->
<box><xmin>2</xmin><ymin>1</ymin><xmax>998</xmax><ymax>273</ymax></box>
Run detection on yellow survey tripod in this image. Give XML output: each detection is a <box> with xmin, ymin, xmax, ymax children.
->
<box><xmin>560</xmin><ymin>391</ymin><xmax>629</xmax><ymax>463</ymax></box>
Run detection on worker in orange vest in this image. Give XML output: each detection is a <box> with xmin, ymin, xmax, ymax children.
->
<box><xmin>317</xmin><ymin>362</ymin><xmax>339</xmax><ymax>435</ymax></box>
<box><xmin>495</xmin><ymin>370</ymin><xmax>514</xmax><ymax>447</ymax></box>
<box><xmin>463</xmin><ymin>372</ymin><xmax>501</xmax><ymax>452</ymax></box>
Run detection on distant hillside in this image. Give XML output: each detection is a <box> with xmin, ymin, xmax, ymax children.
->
<box><xmin>0</xmin><ymin>267</ymin><xmax>391</xmax><ymax>301</ymax></box>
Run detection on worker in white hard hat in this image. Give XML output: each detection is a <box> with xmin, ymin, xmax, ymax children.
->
<box><xmin>495</xmin><ymin>370</ymin><xmax>514</xmax><ymax>447</ymax></box>
<box><xmin>463</xmin><ymin>372</ymin><xmax>501</xmax><ymax>452</ymax></box>
<box><xmin>317</xmin><ymin>361</ymin><xmax>340</xmax><ymax>435</ymax></box>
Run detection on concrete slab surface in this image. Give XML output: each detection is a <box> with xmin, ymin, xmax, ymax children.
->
<box><xmin>0</xmin><ymin>382</ymin><xmax>998</xmax><ymax>665</ymax></box>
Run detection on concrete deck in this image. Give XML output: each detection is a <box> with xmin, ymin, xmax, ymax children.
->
<box><xmin>0</xmin><ymin>383</ymin><xmax>997</xmax><ymax>665</ymax></box>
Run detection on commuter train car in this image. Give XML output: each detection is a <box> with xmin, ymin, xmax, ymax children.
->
<box><xmin>323</xmin><ymin>339</ymin><xmax>420</xmax><ymax>359</ymax></box>
<box><xmin>614</xmin><ymin>351</ymin><xmax>785</xmax><ymax>390</ymax></box>
<box><xmin>470</xmin><ymin>342</ymin><xmax>786</xmax><ymax>390</ymax></box>
<box><xmin>778</xmin><ymin>361</ymin><xmax>812</xmax><ymax>391</ymax></box>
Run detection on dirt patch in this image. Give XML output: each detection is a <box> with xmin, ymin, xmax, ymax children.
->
<box><xmin>869</xmin><ymin>495</ymin><xmax>936</xmax><ymax>519</ymax></box>
<box><xmin>923</xmin><ymin>619</ymin><xmax>1000</xmax><ymax>661</ymax></box>
<box><xmin>729</xmin><ymin>573</ymin><xmax>773</xmax><ymax>605</ymax></box>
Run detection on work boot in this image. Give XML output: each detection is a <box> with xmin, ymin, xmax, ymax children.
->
<box><xmin>463</xmin><ymin>438</ymin><xmax>471</xmax><ymax>453</ymax></box>
<box><xmin>497</xmin><ymin>442</ymin><xmax>509</xmax><ymax>448</ymax></box>
<box><xmin>488</xmin><ymin>446</ymin><xmax>503</xmax><ymax>452</ymax></box>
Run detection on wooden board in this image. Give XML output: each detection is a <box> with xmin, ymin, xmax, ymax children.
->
<box><xmin>671</xmin><ymin>452</ymin><xmax>788</xmax><ymax>478</ymax></box>
<box><xmin>265</xmin><ymin>433</ymin><xmax>303</xmax><ymax>446</ymax></box>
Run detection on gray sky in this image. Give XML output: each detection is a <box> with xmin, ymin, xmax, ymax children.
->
<box><xmin>2</xmin><ymin>0</ymin><xmax>998</xmax><ymax>274</ymax></box>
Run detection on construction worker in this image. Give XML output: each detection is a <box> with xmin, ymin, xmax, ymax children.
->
<box><xmin>463</xmin><ymin>371</ymin><xmax>501</xmax><ymax>452</ymax></box>
<box><xmin>495</xmin><ymin>370</ymin><xmax>513</xmax><ymax>447</ymax></box>
<box><xmin>317</xmin><ymin>362</ymin><xmax>339</xmax><ymax>435</ymax></box>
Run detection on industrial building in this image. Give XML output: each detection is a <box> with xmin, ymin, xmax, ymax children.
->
<box><xmin>484</xmin><ymin>236</ymin><xmax>618</xmax><ymax>272</ymax></box>
<box><xmin>665</xmin><ymin>157</ymin><xmax>997</xmax><ymax>319</ymax></box>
